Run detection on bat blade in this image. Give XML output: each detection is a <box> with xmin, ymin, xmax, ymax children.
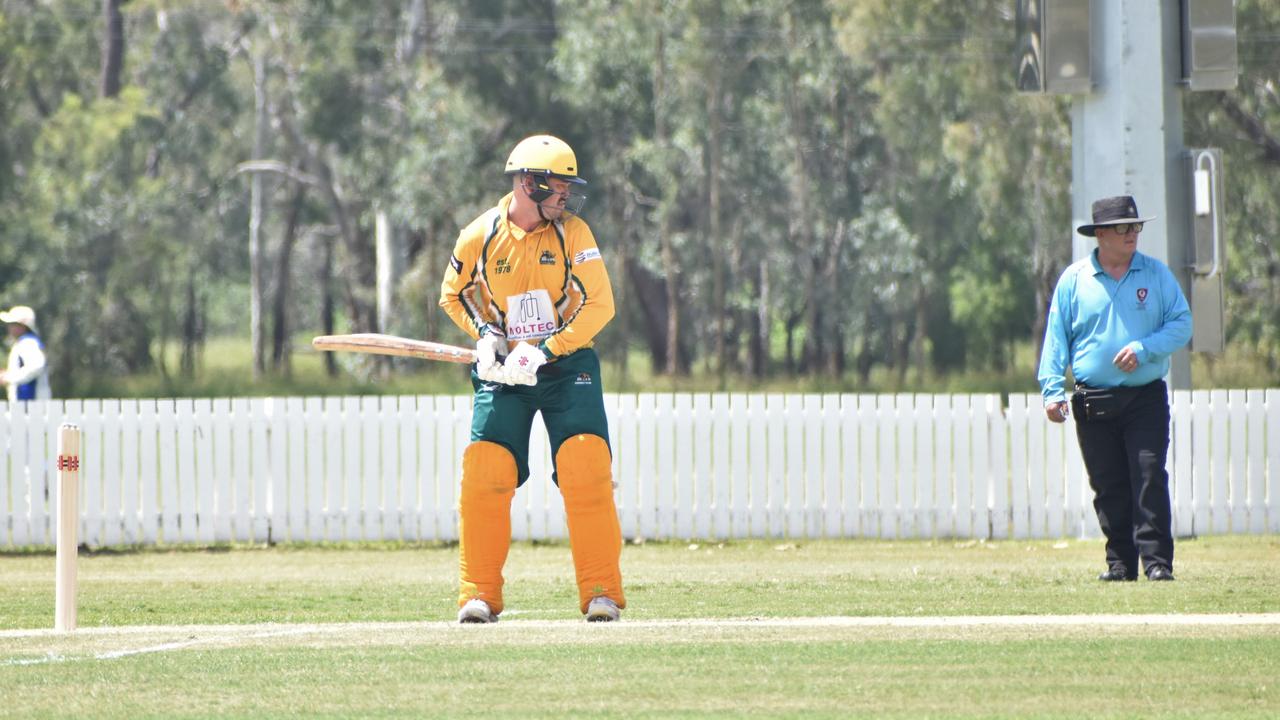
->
<box><xmin>312</xmin><ymin>333</ymin><xmax>477</xmax><ymax>364</ymax></box>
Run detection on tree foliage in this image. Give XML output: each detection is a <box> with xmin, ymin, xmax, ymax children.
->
<box><xmin>0</xmin><ymin>0</ymin><xmax>1275</xmax><ymax>394</ymax></box>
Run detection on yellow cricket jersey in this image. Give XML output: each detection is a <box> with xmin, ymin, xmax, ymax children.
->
<box><xmin>439</xmin><ymin>193</ymin><xmax>615</xmax><ymax>359</ymax></box>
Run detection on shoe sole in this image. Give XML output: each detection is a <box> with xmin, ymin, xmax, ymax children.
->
<box><xmin>586</xmin><ymin>614</ymin><xmax>617</xmax><ymax>622</ymax></box>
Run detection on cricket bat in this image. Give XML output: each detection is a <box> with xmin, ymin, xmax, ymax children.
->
<box><xmin>311</xmin><ymin>333</ymin><xmax>477</xmax><ymax>364</ymax></box>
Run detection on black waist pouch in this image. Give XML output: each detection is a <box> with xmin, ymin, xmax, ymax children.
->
<box><xmin>1070</xmin><ymin>384</ymin><xmax>1140</xmax><ymax>422</ymax></box>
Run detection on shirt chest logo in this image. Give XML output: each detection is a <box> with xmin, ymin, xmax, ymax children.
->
<box><xmin>494</xmin><ymin>258</ymin><xmax>512</xmax><ymax>274</ymax></box>
<box><xmin>1136</xmin><ymin>287</ymin><xmax>1148</xmax><ymax>310</ymax></box>
<box><xmin>539</xmin><ymin>250</ymin><xmax>556</xmax><ymax>266</ymax></box>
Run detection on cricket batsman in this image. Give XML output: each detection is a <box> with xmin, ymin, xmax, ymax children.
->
<box><xmin>439</xmin><ymin>134</ymin><xmax>625</xmax><ymax>623</ymax></box>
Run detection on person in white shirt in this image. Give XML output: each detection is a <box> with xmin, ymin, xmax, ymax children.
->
<box><xmin>0</xmin><ymin>305</ymin><xmax>52</xmax><ymax>402</ymax></box>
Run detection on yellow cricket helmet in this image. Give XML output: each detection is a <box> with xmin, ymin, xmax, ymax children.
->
<box><xmin>504</xmin><ymin>135</ymin><xmax>587</xmax><ymax>185</ymax></box>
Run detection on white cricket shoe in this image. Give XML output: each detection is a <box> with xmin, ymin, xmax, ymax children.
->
<box><xmin>457</xmin><ymin>598</ymin><xmax>498</xmax><ymax>624</ymax></box>
<box><xmin>585</xmin><ymin>596</ymin><xmax>620</xmax><ymax>622</ymax></box>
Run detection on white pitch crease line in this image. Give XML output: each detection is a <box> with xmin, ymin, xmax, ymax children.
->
<box><xmin>4</xmin><ymin>613</ymin><xmax>1280</xmax><ymax>644</ymax></box>
<box><xmin>1</xmin><ymin>626</ymin><xmax>319</xmax><ymax>667</ymax></box>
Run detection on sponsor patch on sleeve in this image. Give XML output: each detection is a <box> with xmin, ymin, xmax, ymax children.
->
<box><xmin>573</xmin><ymin>248</ymin><xmax>602</xmax><ymax>265</ymax></box>
<box><xmin>449</xmin><ymin>254</ymin><xmax>463</xmax><ymax>274</ymax></box>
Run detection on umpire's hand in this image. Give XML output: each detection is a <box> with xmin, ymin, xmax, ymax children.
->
<box><xmin>1045</xmin><ymin>401</ymin><xmax>1070</xmax><ymax>424</ymax></box>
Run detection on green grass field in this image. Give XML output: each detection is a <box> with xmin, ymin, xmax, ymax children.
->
<box><xmin>2</xmin><ymin>536</ymin><xmax>1278</xmax><ymax>718</ymax></box>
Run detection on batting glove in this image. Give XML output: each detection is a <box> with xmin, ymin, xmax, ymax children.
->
<box><xmin>476</xmin><ymin>327</ymin><xmax>511</xmax><ymax>384</ymax></box>
<box><xmin>503</xmin><ymin>342</ymin><xmax>548</xmax><ymax>386</ymax></box>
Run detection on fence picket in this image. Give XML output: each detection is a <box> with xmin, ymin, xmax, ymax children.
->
<box><xmin>839</xmin><ymin>395</ymin><xmax>861</xmax><ymax>538</ymax></box>
<box><xmin>803</xmin><ymin>395</ymin><xmax>823</xmax><ymax>539</ymax></box>
<box><xmin>305</xmin><ymin>397</ymin><xmax>327</xmax><ymax>542</ymax></box>
<box><xmin>952</xmin><ymin>395</ymin><xmax>973</xmax><ymax>538</ymax></box>
<box><xmin>612</xmin><ymin>394</ymin><xmax>638</xmax><ymax>540</ymax></box>
<box><xmin>784</xmin><ymin>395</ymin><xmax>805</xmax><ymax>538</ymax></box>
<box><xmin>343</xmin><ymin>397</ymin><xmax>364</xmax><ymax>542</ymax></box>
<box><xmin>857</xmin><ymin>394</ymin><xmax>877</xmax><ymax>537</ymax></box>
<box><xmin>231</xmin><ymin>398</ymin><xmax>253</xmax><ymax>543</ymax></box>
<box><xmin>419</xmin><ymin>394</ymin><xmax>445</xmax><ymax>540</ymax></box>
<box><xmin>653</xmin><ymin>394</ymin><xmax>675</xmax><ymax>539</ymax></box>
<box><xmin>1246</xmin><ymin>389</ymin><xmax>1265</xmax><ymax>534</ymax></box>
<box><xmin>915</xmin><ymin>396</ymin><xmax>935</xmax><ymax>538</ymax></box>
<box><xmin>895</xmin><ymin>394</ymin><xmax>916</xmax><ymax>538</ymax></box>
<box><xmin>211</xmin><ymin>399</ymin><xmax>233</xmax><ymax>543</ymax></box>
<box><xmin>730</xmin><ymin>394</ymin><xmax>751</xmax><ymax>538</ymax></box>
<box><xmin>933</xmin><ymin>395</ymin><xmax>953</xmax><ymax>538</ymax></box>
<box><xmin>9</xmin><ymin>401</ymin><xmax>33</xmax><ymax>545</ymax></box>
<box><xmin>987</xmin><ymin>396</ymin><xmax>1008</xmax><ymax>539</ymax></box>
<box><xmin>431</xmin><ymin>396</ymin><xmax>458</xmax><ymax>543</ymax></box>
<box><xmin>120</xmin><ymin>397</ymin><xmax>142</xmax><ymax>543</ymax></box>
<box><xmin>712</xmin><ymin>394</ymin><xmax>731</xmax><ymax>539</ymax></box>
<box><xmin>174</xmin><ymin>399</ymin><xmax>199</xmax><ymax>543</ymax></box>
<box><xmin>99</xmin><ymin>399</ymin><xmax>121</xmax><ymax>546</ymax></box>
<box><xmin>31</xmin><ymin>401</ymin><xmax>56</xmax><ymax>546</ymax></box>
<box><xmin>1171</xmin><ymin>391</ymin><xmax>1193</xmax><ymax>536</ymax></box>
<box><xmin>1191</xmin><ymin>390</ymin><xmax>1211</xmax><ymax>534</ymax></box>
<box><xmin>693</xmin><ymin>394</ymin><xmax>714</xmax><ymax>540</ymax></box>
<box><xmin>1268</xmin><ymin>390</ymin><xmax>1280</xmax><ymax>533</ymax></box>
<box><xmin>636</xmin><ymin>394</ymin><xmax>659</xmax><ymax>540</ymax></box>
<box><xmin>766</xmin><ymin>394</ymin><xmax>787</xmax><ymax>538</ymax></box>
<box><xmin>323</xmin><ymin>397</ymin><xmax>344</xmax><ymax>542</ymax></box>
<box><xmin>1007</xmin><ymin>395</ymin><xmax>1029</xmax><ymax>539</ymax></box>
<box><xmin>191</xmin><ymin>399</ymin><xmax>215</xmax><ymax>544</ymax></box>
<box><xmin>876</xmin><ymin>395</ymin><xmax>897</xmax><ymax>539</ymax></box>
<box><xmin>674</xmin><ymin>394</ymin><xmax>694</xmax><ymax>539</ymax></box>
<box><xmin>1044</xmin><ymin>409</ymin><xmax>1065</xmax><ymax>539</ymax></box>
<box><xmin>1210</xmin><ymin>390</ymin><xmax>1230</xmax><ymax>533</ymax></box>
<box><xmin>1228</xmin><ymin>390</ymin><xmax>1248</xmax><ymax>533</ymax></box>
<box><xmin>397</xmin><ymin>396</ymin><xmax>419</xmax><ymax>541</ymax></box>
<box><xmin>249</xmin><ymin>399</ymin><xmax>271</xmax><ymax>542</ymax></box>
<box><xmin>749</xmin><ymin>395</ymin><xmax>769</xmax><ymax>538</ymax></box>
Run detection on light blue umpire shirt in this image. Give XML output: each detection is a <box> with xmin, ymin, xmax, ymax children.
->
<box><xmin>1038</xmin><ymin>249</ymin><xmax>1192</xmax><ymax>406</ymax></box>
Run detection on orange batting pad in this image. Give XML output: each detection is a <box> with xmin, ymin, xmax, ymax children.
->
<box><xmin>457</xmin><ymin>441</ymin><xmax>517</xmax><ymax>614</ymax></box>
<box><xmin>556</xmin><ymin>434</ymin><xmax>625</xmax><ymax>613</ymax></box>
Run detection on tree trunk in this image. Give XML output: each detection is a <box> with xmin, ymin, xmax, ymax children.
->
<box><xmin>753</xmin><ymin>262</ymin><xmax>770</xmax><ymax>377</ymax></box>
<box><xmin>705</xmin><ymin>1</ymin><xmax>726</xmax><ymax>388</ymax></box>
<box><xmin>320</xmin><ymin>230</ymin><xmax>338</xmax><ymax>378</ymax></box>
<box><xmin>653</xmin><ymin>11</ymin><xmax>682</xmax><ymax>376</ymax></box>
<box><xmin>99</xmin><ymin>0</ymin><xmax>124</xmax><ymax>98</ymax></box>
<box><xmin>783</xmin><ymin>19</ymin><xmax>819</xmax><ymax>374</ymax></box>
<box><xmin>180</xmin><ymin>263</ymin><xmax>201</xmax><ymax>377</ymax></box>
<box><xmin>271</xmin><ymin>182</ymin><xmax>306</xmax><ymax>374</ymax></box>
<box><xmin>249</xmin><ymin>50</ymin><xmax>269</xmax><ymax>378</ymax></box>
<box><xmin>625</xmin><ymin>256</ymin><xmax>672</xmax><ymax>373</ymax></box>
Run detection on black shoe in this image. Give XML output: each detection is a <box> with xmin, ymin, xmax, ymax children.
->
<box><xmin>1147</xmin><ymin>566</ymin><xmax>1175</xmax><ymax>581</ymax></box>
<box><xmin>1098</xmin><ymin>568</ymin><xmax>1137</xmax><ymax>582</ymax></box>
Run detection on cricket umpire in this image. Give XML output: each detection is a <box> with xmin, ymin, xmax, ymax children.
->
<box><xmin>439</xmin><ymin>135</ymin><xmax>624</xmax><ymax>622</ymax></box>
<box><xmin>1038</xmin><ymin>195</ymin><xmax>1192</xmax><ymax>582</ymax></box>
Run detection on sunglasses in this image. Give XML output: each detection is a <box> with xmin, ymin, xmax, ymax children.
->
<box><xmin>1108</xmin><ymin>222</ymin><xmax>1144</xmax><ymax>234</ymax></box>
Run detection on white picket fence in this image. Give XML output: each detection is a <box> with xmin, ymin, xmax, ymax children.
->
<box><xmin>1</xmin><ymin>391</ymin><xmax>1277</xmax><ymax>548</ymax></box>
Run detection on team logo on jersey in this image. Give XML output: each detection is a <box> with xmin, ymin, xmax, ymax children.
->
<box><xmin>449</xmin><ymin>254</ymin><xmax>463</xmax><ymax>274</ymax></box>
<box><xmin>573</xmin><ymin>248</ymin><xmax>602</xmax><ymax>264</ymax></box>
<box><xmin>1136</xmin><ymin>287</ymin><xmax>1148</xmax><ymax>310</ymax></box>
<box><xmin>494</xmin><ymin>258</ymin><xmax>512</xmax><ymax>274</ymax></box>
<box><xmin>574</xmin><ymin>372</ymin><xmax>593</xmax><ymax>386</ymax></box>
<box><xmin>539</xmin><ymin>250</ymin><xmax>556</xmax><ymax>265</ymax></box>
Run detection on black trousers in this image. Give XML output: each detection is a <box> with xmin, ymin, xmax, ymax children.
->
<box><xmin>1071</xmin><ymin>380</ymin><xmax>1174</xmax><ymax>577</ymax></box>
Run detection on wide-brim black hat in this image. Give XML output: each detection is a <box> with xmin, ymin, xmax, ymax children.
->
<box><xmin>1076</xmin><ymin>195</ymin><xmax>1156</xmax><ymax>236</ymax></box>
